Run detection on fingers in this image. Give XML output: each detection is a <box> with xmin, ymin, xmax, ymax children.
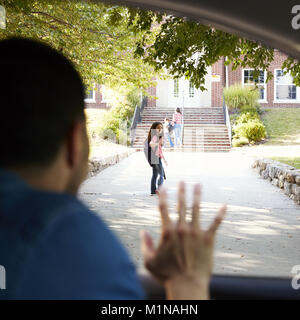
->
<box><xmin>177</xmin><ymin>181</ymin><xmax>187</xmax><ymax>225</ymax></box>
<box><xmin>208</xmin><ymin>204</ymin><xmax>227</xmax><ymax>236</ymax></box>
<box><xmin>158</xmin><ymin>186</ymin><xmax>172</xmax><ymax>230</ymax></box>
<box><xmin>140</xmin><ymin>230</ymin><xmax>156</xmax><ymax>262</ymax></box>
<box><xmin>191</xmin><ymin>184</ymin><xmax>201</xmax><ymax>228</ymax></box>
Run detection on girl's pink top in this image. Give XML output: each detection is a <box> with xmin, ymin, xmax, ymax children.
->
<box><xmin>151</xmin><ymin>135</ymin><xmax>163</xmax><ymax>158</ymax></box>
<box><xmin>173</xmin><ymin>112</ymin><xmax>182</xmax><ymax>124</ymax></box>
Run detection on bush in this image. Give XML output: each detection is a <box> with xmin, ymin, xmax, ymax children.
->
<box><xmin>233</xmin><ymin>119</ymin><xmax>266</xmax><ymax>143</ymax></box>
<box><xmin>85</xmin><ymin>109</ymin><xmax>108</xmax><ymax>140</ymax></box>
<box><xmin>224</xmin><ymin>84</ymin><xmax>259</xmax><ymax>111</ymax></box>
<box><xmin>236</xmin><ymin>111</ymin><xmax>260</xmax><ymax>124</ymax></box>
<box><xmin>232</xmin><ymin>137</ymin><xmax>249</xmax><ymax>147</ymax></box>
<box><xmin>230</xmin><ymin>113</ymin><xmax>240</xmax><ymax>127</ymax></box>
<box><xmin>240</xmin><ymin>105</ymin><xmax>258</xmax><ymax>115</ymax></box>
<box><xmin>85</xmin><ymin>88</ymin><xmax>140</xmax><ymax>146</ymax></box>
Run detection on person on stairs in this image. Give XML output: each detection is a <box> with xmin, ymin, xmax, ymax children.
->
<box><xmin>172</xmin><ymin>107</ymin><xmax>183</xmax><ymax>147</ymax></box>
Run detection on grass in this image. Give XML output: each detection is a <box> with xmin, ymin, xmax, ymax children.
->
<box><xmin>261</xmin><ymin>108</ymin><xmax>300</xmax><ymax>145</ymax></box>
<box><xmin>269</xmin><ymin>157</ymin><xmax>300</xmax><ymax>169</ymax></box>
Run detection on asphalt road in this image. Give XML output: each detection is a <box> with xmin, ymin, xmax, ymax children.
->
<box><xmin>79</xmin><ymin>151</ymin><xmax>300</xmax><ymax>278</ymax></box>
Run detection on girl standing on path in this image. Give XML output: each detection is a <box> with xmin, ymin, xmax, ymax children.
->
<box><xmin>172</xmin><ymin>107</ymin><xmax>183</xmax><ymax>147</ymax></box>
<box><xmin>145</xmin><ymin>122</ymin><xmax>168</xmax><ymax>195</ymax></box>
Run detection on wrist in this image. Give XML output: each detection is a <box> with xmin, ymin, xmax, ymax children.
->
<box><xmin>164</xmin><ymin>274</ymin><xmax>210</xmax><ymax>300</ymax></box>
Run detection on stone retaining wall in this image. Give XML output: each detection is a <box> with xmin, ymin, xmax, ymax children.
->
<box><xmin>88</xmin><ymin>149</ymin><xmax>135</xmax><ymax>178</ymax></box>
<box><xmin>252</xmin><ymin>159</ymin><xmax>300</xmax><ymax>205</ymax></box>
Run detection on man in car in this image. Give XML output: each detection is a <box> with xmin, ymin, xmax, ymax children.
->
<box><xmin>0</xmin><ymin>38</ymin><xmax>226</xmax><ymax>300</ymax></box>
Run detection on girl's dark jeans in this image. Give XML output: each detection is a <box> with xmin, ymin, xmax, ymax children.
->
<box><xmin>151</xmin><ymin>158</ymin><xmax>164</xmax><ymax>194</ymax></box>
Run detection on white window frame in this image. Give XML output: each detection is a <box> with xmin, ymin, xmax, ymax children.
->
<box><xmin>242</xmin><ymin>69</ymin><xmax>267</xmax><ymax>103</ymax></box>
<box><xmin>274</xmin><ymin>69</ymin><xmax>300</xmax><ymax>103</ymax></box>
<box><xmin>84</xmin><ymin>87</ymin><xmax>96</xmax><ymax>103</ymax></box>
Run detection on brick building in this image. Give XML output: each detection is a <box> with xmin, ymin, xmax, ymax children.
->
<box><xmin>85</xmin><ymin>50</ymin><xmax>300</xmax><ymax>110</ymax></box>
<box><xmin>84</xmin><ymin>84</ymin><xmax>110</xmax><ymax>109</ymax></box>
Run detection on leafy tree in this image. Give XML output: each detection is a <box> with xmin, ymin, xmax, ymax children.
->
<box><xmin>0</xmin><ymin>0</ymin><xmax>158</xmax><ymax>91</ymax></box>
<box><xmin>129</xmin><ymin>10</ymin><xmax>300</xmax><ymax>88</ymax></box>
<box><xmin>1</xmin><ymin>1</ymin><xmax>299</xmax><ymax>93</ymax></box>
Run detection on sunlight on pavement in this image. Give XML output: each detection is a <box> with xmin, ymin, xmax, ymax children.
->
<box><xmin>80</xmin><ymin>151</ymin><xmax>300</xmax><ymax>277</ymax></box>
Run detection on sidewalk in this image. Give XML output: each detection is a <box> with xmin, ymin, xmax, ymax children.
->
<box><xmin>79</xmin><ymin>151</ymin><xmax>300</xmax><ymax>278</ymax></box>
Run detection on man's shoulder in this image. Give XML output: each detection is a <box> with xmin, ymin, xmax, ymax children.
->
<box><xmin>31</xmin><ymin>190</ymin><xmax>109</xmax><ymax>240</ymax></box>
<box><xmin>13</xmin><ymin>191</ymin><xmax>145</xmax><ymax>299</ymax></box>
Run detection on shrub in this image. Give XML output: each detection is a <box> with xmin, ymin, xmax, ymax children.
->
<box><xmin>85</xmin><ymin>109</ymin><xmax>108</xmax><ymax>140</ymax></box>
<box><xmin>230</xmin><ymin>113</ymin><xmax>240</xmax><ymax>127</ymax></box>
<box><xmin>233</xmin><ymin>119</ymin><xmax>266</xmax><ymax>143</ymax></box>
<box><xmin>224</xmin><ymin>84</ymin><xmax>259</xmax><ymax>111</ymax></box>
<box><xmin>85</xmin><ymin>87</ymin><xmax>141</xmax><ymax>147</ymax></box>
<box><xmin>236</xmin><ymin>111</ymin><xmax>259</xmax><ymax>124</ymax></box>
<box><xmin>94</xmin><ymin>87</ymin><xmax>140</xmax><ymax>145</ymax></box>
<box><xmin>232</xmin><ymin>137</ymin><xmax>249</xmax><ymax>147</ymax></box>
<box><xmin>240</xmin><ymin>105</ymin><xmax>258</xmax><ymax>115</ymax></box>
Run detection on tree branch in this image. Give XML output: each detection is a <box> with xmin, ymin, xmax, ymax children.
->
<box><xmin>31</xmin><ymin>11</ymin><xmax>74</xmax><ymax>28</ymax></box>
<box><xmin>31</xmin><ymin>11</ymin><xmax>119</xmax><ymax>39</ymax></box>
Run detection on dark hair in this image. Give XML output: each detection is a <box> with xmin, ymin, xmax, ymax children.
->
<box><xmin>176</xmin><ymin>107</ymin><xmax>182</xmax><ymax>114</ymax></box>
<box><xmin>146</xmin><ymin>122</ymin><xmax>162</xmax><ymax>143</ymax></box>
<box><xmin>0</xmin><ymin>38</ymin><xmax>85</xmax><ymax>167</ymax></box>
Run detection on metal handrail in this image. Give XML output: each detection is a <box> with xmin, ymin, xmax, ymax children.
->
<box><xmin>223</xmin><ymin>99</ymin><xmax>232</xmax><ymax>146</ymax></box>
<box><xmin>130</xmin><ymin>96</ymin><xmax>147</xmax><ymax>146</ymax></box>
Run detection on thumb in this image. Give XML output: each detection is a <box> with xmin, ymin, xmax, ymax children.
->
<box><xmin>140</xmin><ymin>230</ymin><xmax>156</xmax><ymax>263</ymax></box>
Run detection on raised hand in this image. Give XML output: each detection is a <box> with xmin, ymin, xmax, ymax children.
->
<box><xmin>141</xmin><ymin>181</ymin><xmax>227</xmax><ymax>299</ymax></box>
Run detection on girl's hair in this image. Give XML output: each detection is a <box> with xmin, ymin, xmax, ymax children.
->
<box><xmin>176</xmin><ymin>107</ymin><xmax>182</xmax><ymax>114</ymax></box>
<box><xmin>147</xmin><ymin>122</ymin><xmax>163</xmax><ymax>143</ymax></box>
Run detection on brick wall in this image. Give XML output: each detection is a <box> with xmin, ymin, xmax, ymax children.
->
<box><xmin>228</xmin><ymin>51</ymin><xmax>300</xmax><ymax>108</ymax></box>
<box><xmin>84</xmin><ymin>84</ymin><xmax>110</xmax><ymax>109</ymax></box>
<box><xmin>211</xmin><ymin>57</ymin><xmax>225</xmax><ymax>107</ymax></box>
<box><xmin>96</xmin><ymin>51</ymin><xmax>299</xmax><ymax>110</ymax></box>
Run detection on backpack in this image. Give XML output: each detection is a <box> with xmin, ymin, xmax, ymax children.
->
<box><xmin>144</xmin><ymin>139</ymin><xmax>152</xmax><ymax>166</ymax></box>
<box><xmin>168</xmin><ymin>122</ymin><xmax>174</xmax><ymax>133</ymax></box>
<box><xmin>144</xmin><ymin>139</ymin><xmax>159</xmax><ymax>166</ymax></box>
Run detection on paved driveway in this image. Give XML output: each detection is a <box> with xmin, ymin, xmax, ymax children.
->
<box><xmin>79</xmin><ymin>151</ymin><xmax>300</xmax><ymax>278</ymax></box>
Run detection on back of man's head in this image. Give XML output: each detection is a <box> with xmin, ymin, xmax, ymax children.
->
<box><xmin>0</xmin><ymin>38</ymin><xmax>85</xmax><ymax>168</ymax></box>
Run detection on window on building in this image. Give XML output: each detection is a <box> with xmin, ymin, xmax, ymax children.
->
<box><xmin>243</xmin><ymin>69</ymin><xmax>267</xmax><ymax>101</ymax></box>
<box><xmin>189</xmin><ymin>81</ymin><xmax>195</xmax><ymax>98</ymax></box>
<box><xmin>275</xmin><ymin>69</ymin><xmax>298</xmax><ymax>101</ymax></box>
<box><xmin>84</xmin><ymin>87</ymin><xmax>96</xmax><ymax>103</ymax></box>
<box><xmin>173</xmin><ymin>78</ymin><xmax>179</xmax><ymax>98</ymax></box>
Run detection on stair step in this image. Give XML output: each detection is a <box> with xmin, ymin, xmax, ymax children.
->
<box><xmin>132</xmin><ymin>106</ymin><xmax>231</xmax><ymax>152</ymax></box>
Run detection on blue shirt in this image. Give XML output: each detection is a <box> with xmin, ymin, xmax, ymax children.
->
<box><xmin>0</xmin><ymin>169</ymin><xmax>145</xmax><ymax>299</ymax></box>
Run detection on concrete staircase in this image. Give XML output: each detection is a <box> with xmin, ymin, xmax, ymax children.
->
<box><xmin>132</xmin><ymin>107</ymin><xmax>231</xmax><ymax>152</ymax></box>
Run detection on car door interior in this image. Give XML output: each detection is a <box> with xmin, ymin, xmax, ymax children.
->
<box><xmin>139</xmin><ymin>272</ymin><xmax>300</xmax><ymax>300</ymax></box>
